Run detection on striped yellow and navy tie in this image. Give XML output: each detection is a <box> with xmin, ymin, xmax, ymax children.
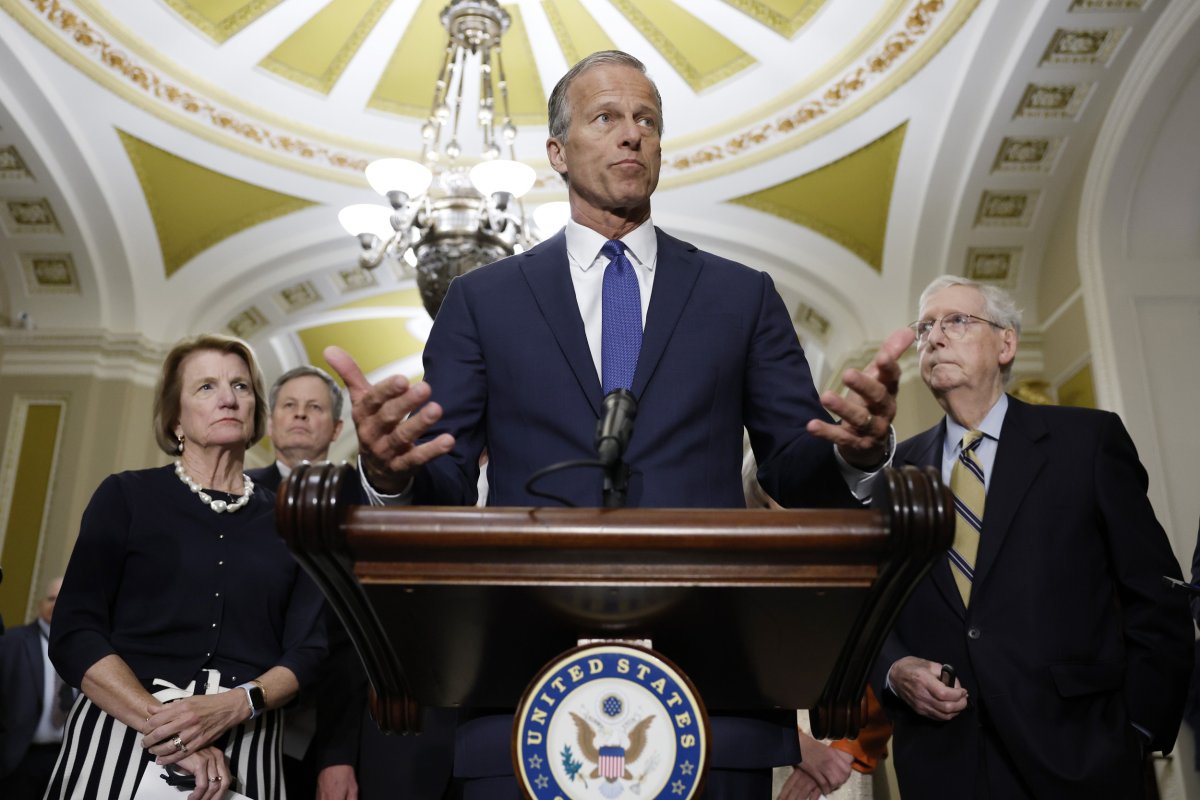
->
<box><xmin>949</xmin><ymin>430</ymin><xmax>986</xmax><ymax>605</ymax></box>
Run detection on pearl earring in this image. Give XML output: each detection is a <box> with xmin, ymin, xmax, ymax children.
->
<box><xmin>177</xmin><ymin>435</ymin><xmax>184</xmax><ymax>454</ymax></box>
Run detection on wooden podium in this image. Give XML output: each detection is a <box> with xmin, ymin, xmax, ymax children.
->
<box><xmin>276</xmin><ymin>463</ymin><xmax>951</xmax><ymax>741</ymax></box>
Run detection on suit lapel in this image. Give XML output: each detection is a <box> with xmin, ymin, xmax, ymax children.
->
<box><xmin>900</xmin><ymin>423</ymin><xmax>968</xmax><ymax>618</ymax></box>
<box><xmin>519</xmin><ymin>233</ymin><xmax>604</xmax><ymax>417</ymax></box>
<box><xmin>631</xmin><ymin>230</ymin><xmax>702</xmax><ymax>399</ymax></box>
<box><xmin>25</xmin><ymin>625</ymin><xmax>45</xmax><ymax>712</ymax></box>
<box><xmin>972</xmin><ymin>396</ymin><xmax>1047</xmax><ymax>593</ymax></box>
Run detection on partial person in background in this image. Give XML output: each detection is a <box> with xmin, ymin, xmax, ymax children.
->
<box><xmin>248</xmin><ymin>365</ymin><xmax>345</xmax><ymax>493</ymax></box>
<box><xmin>48</xmin><ymin>333</ymin><xmax>327</xmax><ymax>800</ymax></box>
<box><xmin>745</xmin><ymin>458</ymin><xmax>892</xmax><ymax>800</ymax></box>
<box><xmin>872</xmin><ymin>276</ymin><xmax>1192</xmax><ymax>799</ymax></box>
<box><xmin>251</xmin><ymin>364</ymin><xmax>455</xmax><ymax>800</ymax></box>
<box><xmin>0</xmin><ymin>576</ymin><xmax>75</xmax><ymax>799</ymax></box>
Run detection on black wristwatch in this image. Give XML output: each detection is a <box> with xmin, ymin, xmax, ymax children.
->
<box><xmin>237</xmin><ymin>681</ymin><xmax>267</xmax><ymax>719</ymax></box>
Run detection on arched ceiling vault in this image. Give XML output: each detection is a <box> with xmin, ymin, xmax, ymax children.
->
<box><xmin>0</xmin><ymin>0</ymin><xmax>1191</xmax><ymax>392</ymax></box>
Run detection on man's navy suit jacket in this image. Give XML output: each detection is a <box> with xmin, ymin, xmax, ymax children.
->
<box><xmin>412</xmin><ymin>227</ymin><xmax>853</xmax><ymax>510</ymax></box>
<box><xmin>0</xmin><ymin>622</ymin><xmax>49</xmax><ymax>776</ymax></box>
<box><xmin>873</xmin><ymin>396</ymin><xmax>1193</xmax><ymax>799</ymax></box>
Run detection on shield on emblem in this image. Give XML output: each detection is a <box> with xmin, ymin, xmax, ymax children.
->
<box><xmin>598</xmin><ymin>745</ymin><xmax>625</xmax><ymax>780</ymax></box>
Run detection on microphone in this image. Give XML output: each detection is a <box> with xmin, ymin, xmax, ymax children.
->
<box><xmin>595</xmin><ymin>388</ymin><xmax>637</xmax><ymax>467</ymax></box>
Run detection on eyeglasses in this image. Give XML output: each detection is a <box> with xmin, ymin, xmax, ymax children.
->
<box><xmin>910</xmin><ymin>312</ymin><xmax>1005</xmax><ymax>344</ymax></box>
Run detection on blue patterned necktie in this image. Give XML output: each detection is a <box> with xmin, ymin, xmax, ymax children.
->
<box><xmin>949</xmin><ymin>430</ymin><xmax>986</xmax><ymax>606</ymax></box>
<box><xmin>601</xmin><ymin>239</ymin><xmax>642</xmax><ymax>394</ymax></box>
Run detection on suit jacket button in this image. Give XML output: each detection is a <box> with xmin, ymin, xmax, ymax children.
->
<box><xmin>968</xmin><ymin>627</ymin><xmax>981</xmax><ymax>639</ymax></box>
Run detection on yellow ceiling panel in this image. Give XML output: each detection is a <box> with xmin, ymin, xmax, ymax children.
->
<box><xmin>609</xmin><ymin>0</ymin><xmax>756</xmax><ymax>92</ymax></box>
<box><xmin>117</xmin><ymin>130</ymin><xmax>315</xmax><ymax>277</ymax></box>
<box><xmin>259</xmin><ymin>0</ymin><xmax>393</xmax><ymax>94</ymax></box>
<box><xmin>369</xmin><ymin>1</ymin><xmax>546</xmax><ymax>126</ymax></box>
<box><xmin>336</xmin><ymin>287</ymin><xmax>424</xmax><ymax>309</ymax></box>
<box><xmin>298</xmin><ymin>318</ymin><xmax>426</xmax><ymax>382</ymax></box>
<box><xmin>496</xmin><ymin>6</ymin><xmax>548</xmax><ymax>126</ymax></box>
<box><xmin>161</xmin><ymin>0</ymin><xmax>284</xmax><ymax>44</ymax></box>
<box><xmin>542</xmin><ymin>0</ymin><xmax>617</xmax><ymax>68</ymax></box>
<box><xmin>730</xmin><ymin>122</ymin><xmax>907</xmax><ymax>272</ymax></box>
<box><xmin>718</xmin><ymin>0</ymin><xmax>827</xmax><ymax>39</ymax></box>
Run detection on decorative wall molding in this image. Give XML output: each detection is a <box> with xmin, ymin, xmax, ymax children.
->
<box><xmin>0</xmin><ymin>329</ymin><xmax>167</xmax><ymax>383</ymax></box>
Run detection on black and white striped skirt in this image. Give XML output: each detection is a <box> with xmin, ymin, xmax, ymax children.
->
<box><xmin>43</xmin><ymin>670</ymin><xmax>286</xmax><ymax>800</ymax></box>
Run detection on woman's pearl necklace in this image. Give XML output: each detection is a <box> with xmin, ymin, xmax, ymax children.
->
<box><xmin>174</xmin><ymin>461</ymin><xmax>254</xmax><ymax>514</ymax></box>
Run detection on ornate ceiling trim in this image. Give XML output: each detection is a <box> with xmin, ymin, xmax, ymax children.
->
<box><xmin>258</xmin><ymin>0</ymin><xmax>392</xmax><ymax>96</ymax></box>
<box><xmin>609</xmin><ymin>0</ymin><xmax>756</xmax><ymax>93</ymax></box>
<box><xmin>660</xmin><ymin>0</ymin><xmax>981</xmax><ymax>187</ymax></box>
<box><xmin>4</xmin><ymin>0</ymin><xmax>374</xmax><ymax>181</ymax></box>
<box><xmin>159</xmin><ymin>0</ymin><xmax>283</xmax><ymax>45</ymax></box>
<box><xmin>718</xmin><ymin>0</ymin><xmax>827</xmax><ymax>39</ymax></box>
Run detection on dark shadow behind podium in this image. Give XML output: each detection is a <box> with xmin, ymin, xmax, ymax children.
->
<box><xmin>276</xmin><ymin>464</ymin><xmax>951</xmax><ymax>741</ymax></box>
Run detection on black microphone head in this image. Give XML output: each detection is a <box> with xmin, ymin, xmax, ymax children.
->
<box><xmin>596</xmin><ymin>388</ymin><xmax>638</xmax><ymax>465</ymax></box>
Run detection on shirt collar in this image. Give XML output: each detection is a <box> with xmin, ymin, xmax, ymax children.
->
<box><xmin>564</xmin><ymin>218</ymin><xmax>657</xmax><ymax>273</ymax></box>
<box><xmin>945</xmin><ymin>393</ymin><xmax>1008</xmax><ymax>449</ymax></box>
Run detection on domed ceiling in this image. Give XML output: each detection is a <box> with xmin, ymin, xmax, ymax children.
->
<box><xmin>0</xmin><ymin>0</ymin><xmax>1178</xmax><ymax>410</ymax></box>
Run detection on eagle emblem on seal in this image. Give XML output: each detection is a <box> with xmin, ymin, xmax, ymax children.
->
<box><xmin>569</xmin><ymin>711</ymin><xmax>654</xmax><ymax>793</ymax></box>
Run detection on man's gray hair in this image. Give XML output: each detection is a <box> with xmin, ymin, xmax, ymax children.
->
<box><xmin>268</xmin><ymin>365</ymin><xmax>344</xmax><ymax>419</ymax></box>
<box><xmin>547</xmin><ymin>50</ymin><xmax>663</xmax><ymax>145</ymax></box>
<box><xmin>918</xmin><ymin>275</ymin><xmax>1022</xmax><ymax>380</ymax></box>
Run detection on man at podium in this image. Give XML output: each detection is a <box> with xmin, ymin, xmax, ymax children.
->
<box><xmin>327</xmin><ymin>50</ymin><xmax>912</xmax><ymax>799</ymax></box>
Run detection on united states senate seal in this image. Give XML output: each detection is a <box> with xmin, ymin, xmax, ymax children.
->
<box><xmin>513</xmin><ymin>643</ymin><xmax>709</xmax><ymax>799</ymax></box>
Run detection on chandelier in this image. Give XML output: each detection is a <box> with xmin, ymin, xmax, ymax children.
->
<box><xmin>338</xmin><ymin>0</ymin><xmax>566</xmax><ymax>318</ymax></box>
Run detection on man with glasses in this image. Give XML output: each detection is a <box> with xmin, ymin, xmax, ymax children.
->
<box><xmin>871</xmin><ymin>275</ymin><xmax>1192</xmax><ymax>799</ymax></box>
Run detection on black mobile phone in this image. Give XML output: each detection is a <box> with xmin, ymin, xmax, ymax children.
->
<box><xmin>939</xmin><ymin>663</ymin><xmax>957</xmax><ymax>687</ymax></box>
<box><xmin>161</xmin><ymin>765</ymin><xmax>196</xmax><ymax>791</ymax></box>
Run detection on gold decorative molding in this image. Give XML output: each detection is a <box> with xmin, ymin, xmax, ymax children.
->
<box><xmin>975</xmin><ymin>190</ymin><xmax>1038</xmax><ymax>228</ymax></box>
<box><xmin>160</xmin><ymin>0</ymin><xmax>285</xmax><ymax>44</ymax></box>
<box><xmin>1069</xmin><ymin>0</ymin><xmax>1145</xmax><ymax>10</ymax></box>
<box><xmin>20</xmin><ymin>252</ymin><xmax>79</xmax><ymax>293</ymax></box>
<box><xmin>1041</xmin><ymin>28</ymin><xmax>1126</xmax><ymax>66</ymax></box>
<box><xmin>334</xmin><ymin>267</ymin><xmax>379</xmax><ymax>293</ymax></box>
<box><xmin>9</xmin><ymin>0</ymin><xmax>370</xmax><ymax>176</ymax></box>
<box><xmin>0</xmin><ymin>145</ymin><xmax>35</xmax><ymax>181</ymax></box>
<box><xmin>991</xmin><ymin>137</ymin><xmax>1062</xmax><ymax>173</ymax></box>
<box><xmin>1014</xmin><ymin>83</ymin><xmax>1092</xmax><ymax>120</ymax></box>
<box><xmin>258</xmin><ymin>0</ymin><xmax>392</xmax><ymax>95</ymax></box>
<box><xmin>609</xmin><ymin>0</ymin><xmax>757</xmax><ymax>92</ymax></box>
<box><xmin>965</xmin><ymin>247</ymin><xmax>1020</xmax><ymax>285</ymax></box>
<box><xmin>542</xmin><ymin>0</ymin><xmax>617</xmax><ymax>68</ymax></box>
<box><xmin>718</xmin><ymin>0</ymin><xmax>827</xmax><ymax>39</ymax></box>
<box><xmin>3</xmin><ymin>198</ymin><xmax>62</xmax><ymax>234</ymax></box>
<box><xmin>662</xmin><ymin>0</ymin><xmax>976</xmax><ymax>185</ymax></box>
<box><xmin>793</xmin><ymin>302</ymin><xmax>830</xmax><ymax>340</ymax></box>
<box><xmin>278</xmin><ymin>281</ymin><xmax>322</xmax><ymax>313</ymax></box>
<box><xmin>228</xmin><ymin>306</ymin><xmax>269</xmax><ymax>339</ymax></box>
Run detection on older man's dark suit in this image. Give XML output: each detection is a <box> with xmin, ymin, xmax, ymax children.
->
<box><xmin>873</xmin><ymin>396</ymin><xmax>1192</xmax><ymax>799</ymax></box>
<box><xmin>247</xmin><ymin>462</ymin><xmax>457</xmax><ymax>798</ymax></box>
<box><xmin>413</xmin><ymin>228</ymin><xmax>855</xmax><ymax>796</ymax></box>
<box><xmin>1</xmin><ymin>621</ymin><xmax>69</xmax><ymax>794</ymax></box>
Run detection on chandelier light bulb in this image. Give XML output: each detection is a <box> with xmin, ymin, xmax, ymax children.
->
<box><xmin>421</xmin><ymin>122</ymin><xmax>436</xmax><ymax>140</ymax></box>
<box><xmin>338</xmin><ymin>204</ymin><xmax>395</xmax><ymax>240</ymax></box>
<box><xmin>435</xmin><ymin>103</ymin><xmax>451</xmax><ymax>123</ymax></box>
<box><xmin>484</xmin><ymin>143</ymin><xmax>501</xmax><ymax>160</ymax></box>
<box><xmin>365</xmin><ymin>158</ymin><xmax>433</xmax><ymax>199</ymax></box>
<box><xmin>446</xmin><ymin>140</ymin><xmax>462</xmax><ymax>159</ymax></box>
<box><xmin>469</xmin><ymin>159</ymin><xmax>536</xmax><ymax>199</ymax></box>
<box><xmin>502</xmin><ymin>122</ymin><xmax>517</xmax><ymax>142</ymax></box>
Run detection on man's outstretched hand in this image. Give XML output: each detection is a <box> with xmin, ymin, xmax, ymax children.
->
<box><xmin>324</xmin><ymin>345</ymin><xmax>455</xmax><ymax>494</ymax></box>
<box><xmin>808</xmin><ymin>327</ymin><xmax>915</xmax><ymax>469</ymax></box>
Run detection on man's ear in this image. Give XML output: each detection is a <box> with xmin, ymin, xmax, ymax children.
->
<box><xmin>546</xmin><ymin>136</ymin><xmax>567</xmax><ymax>177</ymax></box>
<box><xmin>998</xmin><ymin>329</ymin><xmax>1018</xmax><ymax>368</ymax></box>
<box><xmin>332</xmin><ymin>419</ymin><xmax>344</xmax><ymax>441</ymax></box>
